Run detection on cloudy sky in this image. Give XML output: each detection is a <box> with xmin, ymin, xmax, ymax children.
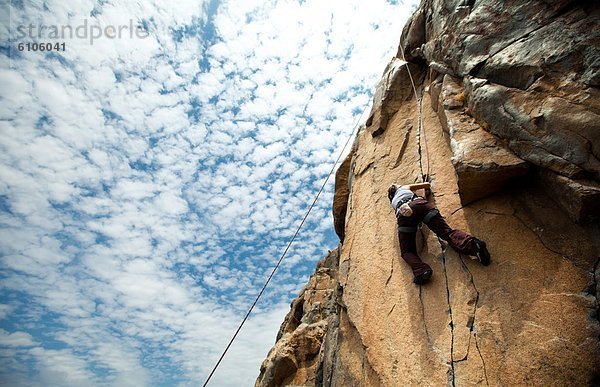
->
<box><xmin>0</xmin><ymin>0</ymin><xmax>418</xmax><ymax>385</ymax></box>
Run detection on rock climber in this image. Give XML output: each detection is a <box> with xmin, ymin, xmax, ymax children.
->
<box><xmin>388</xmin><ymin>182</ymin><xmax>491</xmax><ymax>284</ymax></box>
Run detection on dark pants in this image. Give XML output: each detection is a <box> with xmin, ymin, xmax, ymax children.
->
<box><xmin>396</xmin><ymin>199</ymin><xmax>479</xmax><ymax>277</ymax></box>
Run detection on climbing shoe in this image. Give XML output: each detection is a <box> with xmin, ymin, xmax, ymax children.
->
<box><xmin>413</xmin><ymin>270</ymin><xmax>433</xmax><ymax>285</ymax></box>
<box><xmin>474</xmin><ymin>239</ymin><xmax>491</xmax><ymax>266</ymax></box>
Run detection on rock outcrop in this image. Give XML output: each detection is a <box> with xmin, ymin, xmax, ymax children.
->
<box><xmin>257</xmin><ymin>1</ymin><xmax>600</xmax><ymax>385</ymax></box>
<box><xmin>434</xmin><ymin>74</ymin><xmax>529</xmax><ymax>204</ymax></box>
<box><xmin>332</xmin><ymin>151</ymin><xmax>354</xmax><ymax>241</ymax></box>
<box><xmin>256</xmin><ymin>249</ymin><xmax>340</xmax><ymax>386</ymax></box>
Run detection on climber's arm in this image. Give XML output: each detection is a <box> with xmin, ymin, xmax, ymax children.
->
<box><xmin>407</xmin><ymin>182</ymin><xmax>431</xmax><ymax>191</ymax></box>
<box><xmin>399</xmin><ymin>182</ymin><xmax>431</xmax><ymax>198</ymax></box>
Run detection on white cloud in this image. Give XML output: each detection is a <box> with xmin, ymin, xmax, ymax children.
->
<box><xmin>0</xmin><ymin>329</ymin><xmax>36</xmax><ymax>347</ymax></box>
<box><xmin>30</xmin><ymin>347</ymin><xmax>98</xmax><ymax>385</ymax></box>
<box><xmin>1</xmin><ymin>0</ymin><xmax>418</xmax><ymax>385</ymax></box>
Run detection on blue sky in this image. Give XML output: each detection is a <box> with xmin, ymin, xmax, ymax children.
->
<box><xmin>0</xmin><ymin>0</ymin><xmax>418</xmax><ymax>385</ymax></box>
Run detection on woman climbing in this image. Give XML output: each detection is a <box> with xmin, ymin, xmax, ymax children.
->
<box><xmin>388</xmin><ymin>182</ymin><xmax>491</xmax><ymax>284</ymax></box>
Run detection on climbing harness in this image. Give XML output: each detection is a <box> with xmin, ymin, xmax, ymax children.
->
<box><xmin>396</xmin><ymin>207</ymin><xmax>438</xmax><ymax>234</ymax></box>
<box><xmin>202</xmin><ymin>95</ymin><xmax>373</xmax><ymax>386</ymax></box>
<box><xmin>398</xmin><ymin>226</ymin><xmax>418</xmax><ymax>233</ymax></box>
<box><xmin>422</xmin><ymin>208</ymin><xmax>439</xmax><ymax>224</ymax></box>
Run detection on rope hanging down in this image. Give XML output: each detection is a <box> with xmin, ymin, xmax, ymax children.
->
<box><xmin>202</xmin><ymin>98</ymin><xmax>372</xmax><ymax>386</ymax></box>
<box><xmin>397</xmin><ymin>44</ymin><xmax>431</xmax><ymax>182</ymax></box>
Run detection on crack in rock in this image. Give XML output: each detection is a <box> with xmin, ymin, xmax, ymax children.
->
<box><xmin>481</xmin><ymin>209</ymin><xmax>516</xmax><ymax>216</ymax></box>
<box><xmin>436</xmin><ymin>244</ymin><xmax>492</xmax><ymax>386</ymax></box>
<box><xmin>438</xmin><ymin>238</ymin><xmax>456</xmax><ymax>387</ymax></box>
<box><xmin>458</xmin><ymin>254</ymin><xmax>479</xmax><ymax>362</ymax></box>
<box><xmin>453</xmin><ymin>255</ymin><xmax>484</xmax><ymax>372</ymax></box>
<box><xmin>393</xmin><ymin>122</ymin><xmax>414</xmax><ymax>168</ymax></box>
<box><xmin>512</xmin><ymin>209</ymin><xmax>571</xmax><ymax>261</ymax></box>
<box><xmin>361</xmin><ymin>348</ymin><xmax>366</xmax><ymax>385</ymax></box>
<box><xmin>481</xmin><ymin>205</ymin><xmax>589</xmax><ymax>271</ymax></box>
<box><xmin>356</xmin><ymin>161</ymin><xmax>375</xmax><ymax>177</ymax></box>
<box><xmin>385</xmin><ymin>256</ymin><xmax>394</xmax><ymax>287</ymax></box>
<box><xmin>387</xmin><ymin>303</ymin><xmax>396</xmax><ymax>316</ymax></box>
<box><xmin>474</xmin><ymin>332</ymin><xmax>490</xmax><ymax>386</ymax></box>
<box><xmin>415</xmin><ymin>91</ymin><xmax>428</xmax><ymax>180</ymax></box>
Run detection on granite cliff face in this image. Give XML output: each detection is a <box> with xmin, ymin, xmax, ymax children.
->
<box><xmin>256</xmin><ymin>1</ymin><xmax>600</xmax><ymax>385</ymax></box>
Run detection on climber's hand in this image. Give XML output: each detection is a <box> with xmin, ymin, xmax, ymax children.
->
<box><xmin>395</xmin><ymin>211</ymin><xmax>403</xmax><ymax>222</ymax></box>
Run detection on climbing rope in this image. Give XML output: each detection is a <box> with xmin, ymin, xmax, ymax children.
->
<box><xmin>202</xmin><ymin>96</ymin><xmax>372</xmax><ymax>386</ymax></box>
<box><xmin>397</xmin><ymin>43</ymin><xmax>431</xmax><ymax>183</ymax></box>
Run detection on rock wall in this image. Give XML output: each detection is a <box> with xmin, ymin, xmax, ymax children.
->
<box><xmin>257</xmin><ymin>1</ymin><xmax>600</xmax><ymax>385</ymax></box>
